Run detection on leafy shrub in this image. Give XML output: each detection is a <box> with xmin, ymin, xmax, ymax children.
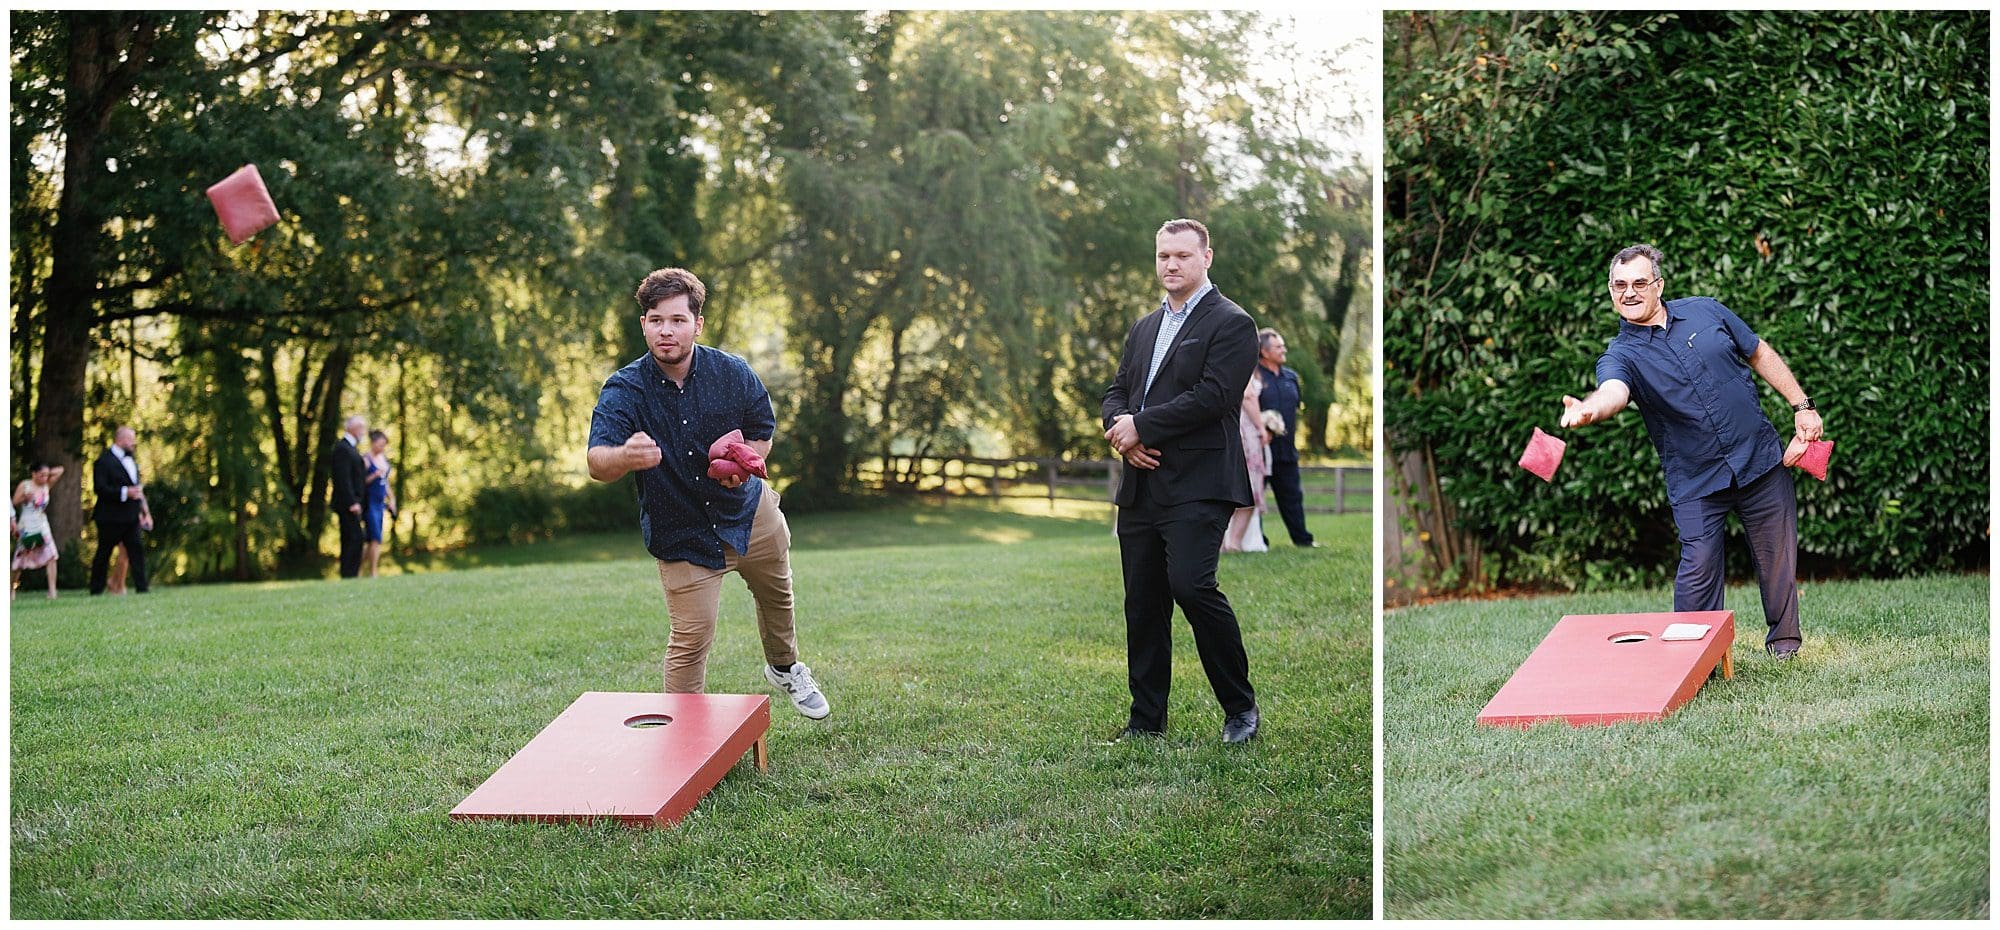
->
<box><xmin>1385</xmin><ymin>11</ymin><xmax>1989</xmax><ymax>589</ymax></box>
<box><xmin>461</xmin><ymin>477</ymin><xmax>639</xmax><ymax>544</ymax></box>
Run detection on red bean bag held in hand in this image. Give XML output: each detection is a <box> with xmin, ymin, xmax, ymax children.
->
<box><xmin>1796</xmin><ymin>440</ymin><xmax>1833</xmax><ymax>481</ymax></box>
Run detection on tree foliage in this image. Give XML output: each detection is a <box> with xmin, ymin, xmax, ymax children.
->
<box><xmin>1384</xmin><ymin>11</ymin><xmax>1989</xmax><ymax>591</ymax></box>
<box><xmin>11</xmin><ymin>11</ymin><xmax>1370</xmax><ymax>581</ymax></box>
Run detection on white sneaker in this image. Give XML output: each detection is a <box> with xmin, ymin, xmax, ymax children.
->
<box><xmin>764</xmin><ymin>663</ymin><xmax>831</xmax><ymax>719</ymax></box>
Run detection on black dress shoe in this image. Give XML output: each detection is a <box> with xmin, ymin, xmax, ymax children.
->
<box><xmin>1108</xmin><ymin>726</ymin><xmax>1164</xmax><ymax>744</ymax></box>
<box><xmin>1222</xmin><ymin>707</ymin><xmax>1260</xmax><ymax>744</ymax></box>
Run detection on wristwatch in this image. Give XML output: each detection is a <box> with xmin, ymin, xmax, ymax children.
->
<box><xmin>1791</xmin><ymin>398</ymin><xmax>1815</xmax><ymax>412</ymax></box>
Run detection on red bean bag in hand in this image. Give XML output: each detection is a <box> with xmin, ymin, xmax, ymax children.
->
<box><xmin>705</xmin><ymin>430</ymin><xmax>768</xmax><ymax>481</ymax></box>
<box><xmin>1796</xmin><ymin>439</ymin><xmax>1833</xmax><ymax>482</ymax></box>
<box><xmin>205</xmin><ymin>164</ymin><xmax>280</xmax><ymax>245</ymax></box>
<box><xmin>1517</xmin><ymin>427</ymin><xmax>1566</xmax><ymax>482</ymax></box>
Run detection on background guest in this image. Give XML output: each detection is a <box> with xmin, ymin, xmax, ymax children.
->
<box><xmin>362</xmin><ymin>429</ymin><xmax>397</xmax><ymax>578</ymax></box>
<box><xmin>1223</xmin><ymin>367</ymin><xmax>1271</xmax><ymax>552</ymax></box>
<box><xmin>13</xmin><ymin>463</ymin><xmax>65</xmax><ymax>599</ymax></box>
<box><xmin>90</xmin><ymin>426</ymin><xmax>151</xmax><ymax>595</ymax></box>
<box><xmin>1255</xmin><ymin>328</ymin><xmax>1318</xmax><ymax>548</ymax></box>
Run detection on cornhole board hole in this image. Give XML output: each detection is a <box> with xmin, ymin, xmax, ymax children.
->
<box><xmin>451</xmin><ymin>692</ymin><xmax>769</xmax><ymax>827</ymax></box>
<box><xmin>1477</xmin><ymin>611</ymin><xmax>1734</xmax><ymax>727</ymax></box>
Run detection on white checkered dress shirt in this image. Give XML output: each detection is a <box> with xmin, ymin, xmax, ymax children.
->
<box><xmin>1140</xmin><ymin>280</ymin><xmax>1212</xmax><ymax>409</ymax></box>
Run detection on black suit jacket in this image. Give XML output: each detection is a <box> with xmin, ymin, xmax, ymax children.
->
<box><xmin>93</xmin><ymin>448</ymin><xmax>144</xmax><ymax>524</ymax></box>
<box><xmin>330</xmin><ymin>436</ymin><xmax>368</xmax><ymax>510</ymax></box>
<box><xmin>1101</xmin><ymin>287</ymin><xmax>1258</xmax><ymax>509</ymax></box>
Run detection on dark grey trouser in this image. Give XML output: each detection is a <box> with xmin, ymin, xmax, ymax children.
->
<box><xmin>1670</xmin><ymin>465</ymin><xmax>1801</xmax><ymax>650</ymax></box>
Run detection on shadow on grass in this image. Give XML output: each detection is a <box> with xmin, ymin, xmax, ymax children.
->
<box><xmin>350</xmin><ymin>496</ymin><xmax>1117</xmax><ymax>578</ymax></box>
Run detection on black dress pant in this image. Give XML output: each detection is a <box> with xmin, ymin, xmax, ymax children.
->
<box><xmin>89</xmin><ymin>520</ymin><xmax>148</xmax><ymax>594</ymax></box>
<box><xmin>1265</xmin><ymin>456</ymin><xmax>1316</xmax><ymax>547</ymax></box>
<box><xmin>1116</xmin><ymin>474</ymin><xmax>1257</xmax><ymax>731</ymax></box>
<box><xmin>338</xmin><ymin>508</ymin><xmax>364</xmax><ymax>578</ymax></box>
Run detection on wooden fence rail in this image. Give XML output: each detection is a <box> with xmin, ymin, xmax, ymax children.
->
<box><xmin>855</xmin><ymin>455</ymin><xmax>1370</xmax><ymax>515</ymax></box>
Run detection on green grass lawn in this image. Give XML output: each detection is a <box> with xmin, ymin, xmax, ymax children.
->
<box><xmin>1384</xmin><ymin>574</ymin><xmax>1990</xmax><ymax>919</ymax></box>
<box><xmin>12</xmin><ymin>498</ymin><xmax>1370</xmax><ymax>918</ymax></box>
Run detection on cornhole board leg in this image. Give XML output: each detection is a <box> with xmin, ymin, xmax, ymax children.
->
<box><xmin>450</xmin><ymin>692</ymin><xmax>771</xmax><ymax>827</ymax></box>
<box><xmin>1476</xmin><ymin>611</ymin><xmax>1735</xmax><ymax>727</ymax></box>
<box><xmin>754</xmin><ymin>735</ymin><xmax>768</xmax><ymax>772</ymax></box>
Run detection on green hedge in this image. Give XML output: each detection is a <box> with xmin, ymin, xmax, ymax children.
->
<box><xmin>1385</xmin><ymin>11</ymin><xmax>1989</xmax><ymax>588</ymax></box>
<box><xmin>460</xmin><ymin>477</ymin><xmax>639</xmax><ymax>545</ymax></box>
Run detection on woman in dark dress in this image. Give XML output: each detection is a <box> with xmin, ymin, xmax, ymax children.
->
<box><xmin>362</xmin><ymin>429</ymin><xmax>397</xmax><ymax>578</ymax></box>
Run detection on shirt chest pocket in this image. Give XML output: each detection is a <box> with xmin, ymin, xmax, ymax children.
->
<box><xmin>1162</xmin><ymin>336</ymin><xmax>1205</xmax><ymax>374</ymax></box>
<box><xmin>1684</xmin><ymin>326</ymin><xmax>1748</xmax><ymax>382</ymax></box>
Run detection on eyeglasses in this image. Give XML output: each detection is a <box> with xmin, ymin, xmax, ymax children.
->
<box><xmin>1608</xmin><ymin>278</ymin><xmax>1660</xmax><ymax>293</ymax></box>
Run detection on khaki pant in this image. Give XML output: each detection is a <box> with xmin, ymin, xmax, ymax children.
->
<box><xmin>657</xmin><ymin>488</ymin><xmax>798</xmax><ymax>693</ymax></box>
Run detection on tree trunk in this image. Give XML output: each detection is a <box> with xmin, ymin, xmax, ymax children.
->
<box><xmin>877</xmin><ymin>322</ymin><xmax>905</xmax><ymax>471</ymax></box>
<box><xmin>259</xmin><ymin>346</ymin><xmax>294</xmax><ymax>494</ymax></box>
<box><xmin>14</xmin><ymin>303</ymin><xmax>37</xmax><ymax>457</ymax></box>
<box><xmin>29</xmin><ymin>14</ymin><xmax>164</xmax><ymax>545</ymax></box>
<box><xmin>788</xmin><ymin>332</ymin><xmax>857</xmax><ymax>505</ymax></box>
<box><xmin>302</xmin><ymin>345</ymin><xmax>352</xmax><ymax>552</ymax></box>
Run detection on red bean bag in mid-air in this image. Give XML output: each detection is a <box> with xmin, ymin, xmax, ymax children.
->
<box><xmin>205</xmin><ymin>164</ymin><xmax>279</xmax><ymax>245</ymax></box>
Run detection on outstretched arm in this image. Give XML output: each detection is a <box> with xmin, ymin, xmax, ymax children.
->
<box><xmin>1559</xmin><ymin>380</ymin><xmax>1632</xmax><ymax>429</ymax></box>
<box><xmin>588</xmin><ymin>432</ymin><xmax>664</xmax><ymax>482</ymax></box>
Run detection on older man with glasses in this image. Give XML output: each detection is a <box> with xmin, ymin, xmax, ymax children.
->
<box><xmin>1557</xmin><ymin>243</ymin><xmax>1823</xmax><ymax>660</ymax></box>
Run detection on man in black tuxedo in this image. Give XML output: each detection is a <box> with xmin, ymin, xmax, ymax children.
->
<box><xmin>90</xmin><ymin>425</ymin><xmax>150</xmax><ymax>595</ymax></box>
<box><xmin>329</xmin><ymin>414</ymin><xmax>369</xmax><ymax>579</ymax></box>
<box><xmin>1100</xmin><ymin>218</ymin><xmax>1261</xmax><ymax>744</ymax></box>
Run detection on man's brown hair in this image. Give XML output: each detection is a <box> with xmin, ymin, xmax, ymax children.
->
<box><xmin>1157</xmin><ymin>218</ymin><xmax>1211</xmax><ymax>251</ymax></box>
<box><xmin>635</xmin><ymin>267</ymin><xmax>707</xmax><ymax>316</ymax></box>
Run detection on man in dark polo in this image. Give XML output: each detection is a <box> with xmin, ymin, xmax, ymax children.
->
<box><xmin>1101</xmin><ymin>218</ymin><xmax>1261</xmax><ymax>744</ymax></box>
<box><xmin>1254</xmin><ymin>327</ymin><xmax>1318</xmax><ymax>548</ymax></box>
<box><xmin>588</xmin><ymin>267</ymin><xmax>830</xmax><ymax>718</ymax></box>
<box><xmin>1559</xmin><ymin>243</ymin><xmax>1822</xmax><ymax>660</ymax></box>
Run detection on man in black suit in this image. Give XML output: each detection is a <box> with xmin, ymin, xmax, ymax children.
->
<box><xmin>90</xmin><ymin>425</ymin><xmax>150</xmax><ymax>595</ymax></box>
<box><xmin>1100</xmin><ymin>218</ymin><xmax>1261</xmax><ymax>744</ymax></box>
<box><xmin>330</xmin><ymin>414</ymin><xmax>369</xmax><ymax>579</ymax></box>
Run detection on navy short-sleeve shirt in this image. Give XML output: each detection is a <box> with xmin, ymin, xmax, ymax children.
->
<box><xmin>1594</xmin><ymin>296</ymin><xmax>1784</xmax><ymax>505</ymax></box>
<box><xmin>589</xmin><ymin>345</ymin><xmax>776</xmax><ymax>568</ymax></box>
<box><xmin>1257</xmin><ymin>364</ymin><xmax>1304</xmax><ymax>463</ymax></box>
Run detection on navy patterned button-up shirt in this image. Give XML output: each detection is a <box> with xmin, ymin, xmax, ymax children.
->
<box><xmin>589</xmin><ymin>345</ymin><xmax>775</xmax><ymax>568</ymax></box>
<box><xmin>1595</xmin><ymin>296</ymin><xmax>1784</xmax><ymax>505</ymax></box>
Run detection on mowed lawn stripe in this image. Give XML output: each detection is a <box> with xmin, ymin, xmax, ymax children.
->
<box><xmin>1384</xmin><ymin>573</ymin><xmax>1988</xmax><ymax>919</ymax></box>
<box><xmin>14</xmin><ymin>503</ymin><xmax>1369</xmax><ymax>918</ymax></box>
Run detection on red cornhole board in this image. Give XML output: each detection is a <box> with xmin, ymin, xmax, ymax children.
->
<box><xmin>451</xmin><ymin>692</ymin><xmax>770</xmax><ymax>827</ymax></box>
<box><xmin>1476</xmin><ymin>611</ymin><xmax>1734</xmax><ymax>727</ymax></box>
<box><xmin>205</xmin><ymin>164</ymin><xmax>280</xmax><ymax>245</ymax></box>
